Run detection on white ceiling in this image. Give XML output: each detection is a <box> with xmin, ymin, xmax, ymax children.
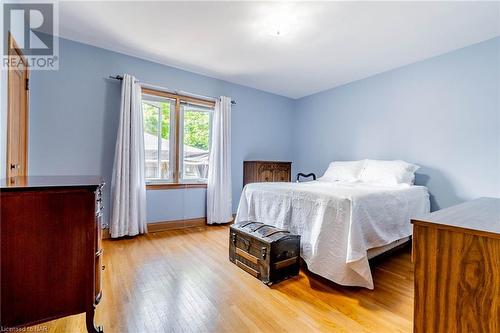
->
<box><xmin>58</xmin><ymin>1</ymin><xmax>500</xmax><ymax>98</ymax></box>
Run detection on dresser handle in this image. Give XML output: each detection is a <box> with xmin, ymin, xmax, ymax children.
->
<box><xmin>96</xmin><ymin>249</ymin><xmax>103</xmax><ymax>257</ymax></box>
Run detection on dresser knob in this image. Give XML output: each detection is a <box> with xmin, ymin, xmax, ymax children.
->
<box><xmin>102</xmin><ymin>265</ymin><xmax>105</xmax><ymax>271</ymax></box>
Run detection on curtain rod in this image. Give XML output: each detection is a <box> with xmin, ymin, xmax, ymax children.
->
<box><xmin>108</xmin><ymin>75</ymin><xmax>236</xmax><ymax>105</ymax></box>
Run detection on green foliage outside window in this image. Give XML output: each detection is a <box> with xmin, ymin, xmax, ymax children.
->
<box><xmin>184</xmin><ymin>111</ymin><xmax>209</xmax><ymax>151</ymax></box>
<box><xmin>142</xmin><ymin>101</ymin><xmax>210</xmax><ymax>151</ymax></box>
<box><xmin>143</xmin><ymin>103</ymin><xmax>158</xmax><ymax>136</ymax></box>
<box><xmin>143</xmin><ymin>102</ymin><xmax>170</xmax><ymax>138</ymax></box>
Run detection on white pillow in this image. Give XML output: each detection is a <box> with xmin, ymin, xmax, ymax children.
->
<box><xmin>359</xmin><ymin>160</ymin><xmax>419</xmax><ymax>186</ymax></box>
<box><xmin>321</xmin><ymin>160</ymin><xmax>366</xmax><ymax>182</ymax></box>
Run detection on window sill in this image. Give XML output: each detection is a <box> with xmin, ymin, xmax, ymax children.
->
<box><xmin>146</xmin><ymin>183</ymin><xmax>207</xmax><ymax>190</ymax></box>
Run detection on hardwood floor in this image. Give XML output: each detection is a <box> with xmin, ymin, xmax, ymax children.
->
<box><xmin>29</xmin><ymin>225</ymin><xmax>414</xmax><ymax>333</ymax></box>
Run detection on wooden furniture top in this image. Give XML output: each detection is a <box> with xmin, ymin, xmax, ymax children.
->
<box><xmin>411</xmin><ymin>197</ymin><xmax>500</xmax><ymax>238</ymax></box>
<box><xmin>0</xmin><ymin>176</ymin><xmax>104</xmax><ymax>190</ymax></box>
<box><xmin>244</xmin><ymin>161</ymin><xmax>291</xmax><ymax>164</ymax></box>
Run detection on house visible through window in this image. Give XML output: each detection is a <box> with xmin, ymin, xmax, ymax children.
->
<box><xmin>142</xmin><ymin>88</ymin><xmax>214</xmax><ymax>185</ymax></box>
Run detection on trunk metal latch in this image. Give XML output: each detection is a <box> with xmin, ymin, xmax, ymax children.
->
<box><xmin>261</xmin><ymin>247</ymin><xmax>267</xmax><ymax>260</ymax></box>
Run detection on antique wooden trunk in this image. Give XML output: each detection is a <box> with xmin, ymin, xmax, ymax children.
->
<box><xmin>229</xmin><ymin>222</ymin><xmax>300</xmax><ymax>285</ymax></box>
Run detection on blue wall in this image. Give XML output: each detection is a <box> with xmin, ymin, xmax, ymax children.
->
<box><xmin>293</xmin><ymin>37</ymin><xmax>500</xmax><ymax>210</ymax></box>
<box><xmin>29</xmin><ymin>36</ymin><xmax>500</xmax><ymax>222</ymax></box>
<box><xmin>29</xmin><ymin>37</ymin><xmax>294</xmax><ymax>223</ymax></box>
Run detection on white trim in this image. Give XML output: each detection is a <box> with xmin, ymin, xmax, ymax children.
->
<box><xmin>156</xmin><ymin>103</ymin><xmax>162</xmax><ymax>178</ymax></box>
<box><xmin>141</xmin><ymin>94</ymin><xmax>175</xmax><ymax>182</ymax></box>
<box><xmin>179</xmin><ymin>104</ymin><xmax>185</xmax><ymax>180</ymax></box>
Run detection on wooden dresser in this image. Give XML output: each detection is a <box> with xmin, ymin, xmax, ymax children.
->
<box><xmin>0</xmin><ymin>176</ymin><xmax>105</xmax><ymax>333</ymax></box>
<box><xmin>243</xmin><ymin>161</ymin><xmax>291</xmax><ymax>187</ymax></box>
<box><xmin>411</xmin><ymin>197</ymin><xmax>499</xmax><ymax>333</ymax></box>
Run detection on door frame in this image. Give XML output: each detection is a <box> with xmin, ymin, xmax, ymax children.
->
<box><xmin>6</xmin><ymin>32</ymin><xmax>29</xmax><ymax>178</ymax></box>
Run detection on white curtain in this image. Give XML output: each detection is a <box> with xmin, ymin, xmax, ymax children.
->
<box><xmin>207</xmin><ymin>96</ymin><xmax>232</xmax><ymax>224</ymax></box>
<box><xmin>110</xmin><ymin>74</ymin><xmax>147</xmax><ymax>237</ymax></box>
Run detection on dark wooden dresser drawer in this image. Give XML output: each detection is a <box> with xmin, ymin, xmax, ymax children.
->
<box><xmin>243</xmin><ymin>161</ymin><xmax>292</xmax><ymax>187</ymax></box>
<box><xmin>94</xmin><ymin>184</ymin><xmax>104</xmax><ymax>306</ymax></box>
<box><xmin>0</xmin><ymin>176</ymin><xmax>105</xmax><ymax>333</ymax></box>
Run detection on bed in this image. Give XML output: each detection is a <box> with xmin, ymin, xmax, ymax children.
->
<box><xmin>235</xmin><ymin>179</ymin><xmax>430</xmax><ymax>289</ymax></box>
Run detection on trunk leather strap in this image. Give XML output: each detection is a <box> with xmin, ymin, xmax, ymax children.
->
<box><xmin>251</xmin><ymin>224</ymin><xmax>267</xmax><ymax>232</ymax></box>
<box><xmin>264</xmin><ymin>230</ymin><xmax>290</xmax><ymax>237</ymax></box>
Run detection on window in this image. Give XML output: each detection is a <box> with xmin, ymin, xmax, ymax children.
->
<box><xmin>142</xmin><ymin>94</ymin><xmax>174</xmax><ymax>181</ymax></box>
<box><xmin>142</xmin><ymin>88</ymin><xmax>214</xmax><ymax>186</ymax></box>
<box><xmin>180</xmin><ymin>103</ymin><xmax>212</xmax><ymax>180</ymax></box>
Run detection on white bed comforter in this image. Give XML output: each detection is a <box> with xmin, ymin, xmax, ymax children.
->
<box><xmin>235</xmin><ymin>181</ymin><xmax>430</xmax><ymax>289</ymax></box>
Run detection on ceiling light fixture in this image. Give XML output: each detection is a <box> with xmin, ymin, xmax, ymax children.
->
<box><xmin>259</xmin><ymin>4</ymin><xmax>298</xmax><ymax>38</ymax></box>
<box><xmin>268</xmin><ymin>25</ymin><xmax>288</xmax><ymax>37</ymax></box>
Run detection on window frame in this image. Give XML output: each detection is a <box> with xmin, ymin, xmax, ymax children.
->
<box><xmin>141</xmin><ymin>87</ymin><xmax>215</xmax><ymax>189</ymax></box>
<box><xmin>141</xmin><ymin>94</ymin><xmax>176</xmax><ymax>182</ymax></box>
